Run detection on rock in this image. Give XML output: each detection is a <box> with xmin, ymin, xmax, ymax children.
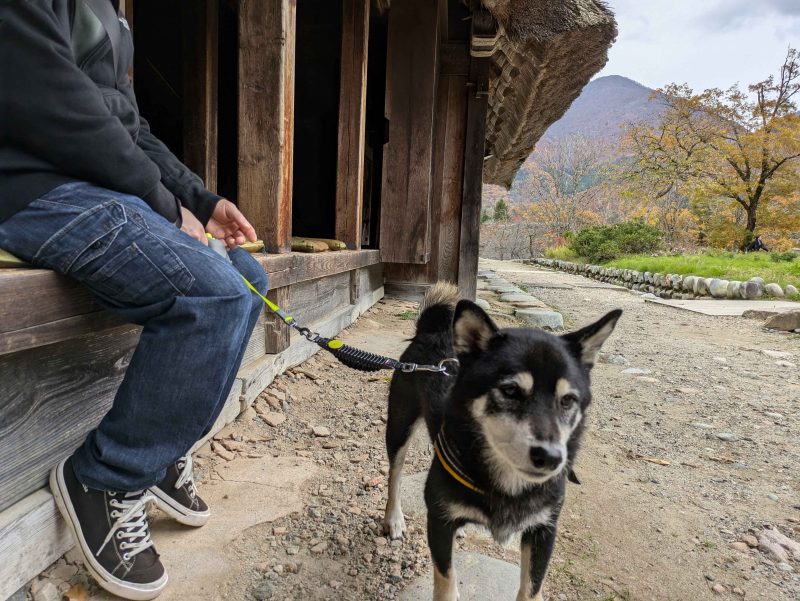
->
<box><xmin>498</xmin><ymin>293</ymin><xmax>537</xmax><ymax>303</ymax></box>
<box><xmin>767</xmin><ymin>493</ymin><xmax>780</xmax><ymax>501</ymax></box>
<box><xmin>286</xmin><ymin>545</ymin><xmax>300</xmax><ymax>555</ymax></box>
<box><xmin>716</xmin><ymin>432</ymin><xmax>735</xmax><ymax>441</ymax></box>
<box><xmin>514</xmin><ymin>309</ymin><xmax>564</xmax><ymax>330</ymax></box>
<box><xmin>764</xmin><ymin>412</ymin><xmax>784</xmax><ymax>420</ymax></box>
<box><xmin>764</xmin><ymin>283</ymin><xmax>785</xmax><ymax>298</ymax></box>
<box><xmin>243</xmin><ymin>406</ymin><xmax>258</xmax><ymax>421</ymax></box>
<box><xmin>762</xmin><ymin>349</ymin><xmax>793</xmax><ymax>359</ymax></box>
<box><xmin>253</xmin><ymin>581</ymin><xmax>274</xmax><ymax>600</ymax></box>
<box><xmin>636</xmin><ymin>376</ymin><xmax>659</xmax><ymax>384</ymax></box>
<box><xmin>312</xmin><ymin>426</ymin><xmax>331</xmax><ymax>437</ymax></box>
<box><xmin>708</xmin><ymin>279</ymin><xmax>730</xmax><ymax>298</ymax></box>
<box><xmin>310</xmin><ymin>542</ymin><xmax>329</xmax><ymax>554</ymax></box>
<box><xmin>598</xmin><ymin>353</ymin><xmax>628</xmax><ymax>365</ymax></box>
<box><xmin>212</xmin><ymin>441</ymin><xmax>235</xmax><ymax>461</ymax></box>
<box><xmin>694</xmin><ymin>278</ymin><xmax>710</xmax><ymax>296</ymax></box>
<box><xmin>711</xmin><ymin>583</ymin><xmax>726</xmax><ymax>594</ymax></box>
<box><xmin>713</xmin><ymin>356</ymin><xmax>728</xmax><ymax>363</ymax></box>
<box><xmin>777</xmin><ymin>562</ymin><xmax>794</xmax><ymax>572</ymax></box>
<box><xmin>742</xmin><ymin>535</ymin><xmax>759</xmax><ymax>548</ymax></box>
<box><xmin>221</xmin><ymin>440</ymin><xmax>245</xmax><ymax>452</ymax></box>
<box><xmin>726</xmin><ymin>281</ymin><xmax>742</xmax><ymax>299</ymax></box>
<box><xmin>764</xmin><ymin>310</ymin><xmax>800</xmax><ymax>331</ymax></box>
<box><xmin>691</xmin><ymin>422</ymin><xmax>714</xmax><ymax>429</ymax></box>
<box><xmin>682</xmin><ymin>276</ymin><xmax>696</xmax><ymax>292</ymax></box>
<box><xmin>742</xmin><ymin>309</ymin><xmax>779</xmax><ymax>320</ymax></box>
<box><xmin>786</xmin><ymin>284</ymin><xmax>799</xmax><ymax>297</ymax></box>
<box><xmin>622</xmin><ymin>367</ymin><xmax>652</xmax><ymax>375</ymax></box>
<box><xmin>751</xmin><ymin>276</ymin><xmax>765</xmax><ymax>285</ymax></box>
<box><xmin>730</xmin><ymin>542</ymin><xmax>750</xmax><ymax>552</ymax></box>
<box><xmin>50</xmin><ymin>563</ymin><xmax>78</xmax><ymax>580</ymax></box>
<box><xmin>33</xmin><ymin>582</ymin><xmax>60</xmax><ymax>601</ymax></box>
<box><xmin>739</xmin><ymin>281</ymin><xmax>764</xmax><ymax>300</ymax></box>
<box><xmin>474</xmin><ymin>298</ymin><xmax>491</xmax><ymax>311</ymax></box>
<box><xmin>775</xmin><ymin>360</ymin><xmax>797</xmax><ymax>368</ymax></box>
<box><xmin>262</xmin><ymin>412</ymin><xmax>286</xmax><ymax>427</ymax></box>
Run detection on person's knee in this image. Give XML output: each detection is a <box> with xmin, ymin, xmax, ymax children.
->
<box><xmin>230</xmin><ymin>248</ymin><xmax>269</xmax><ymax>294</ymax></box>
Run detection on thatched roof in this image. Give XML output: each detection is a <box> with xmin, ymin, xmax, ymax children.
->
<box><xmin>480</xmin><ymin>0</ymin><xmax>617</xmax><ymax>187</ymax></box>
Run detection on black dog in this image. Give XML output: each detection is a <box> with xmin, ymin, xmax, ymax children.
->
<box><xmin>383</xmin><ymin>283</ymin><xmax>621</xmax><ymax>601</ymax></box>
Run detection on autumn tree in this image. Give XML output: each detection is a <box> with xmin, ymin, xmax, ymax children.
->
<box><xmin>625</xmin><ymin>47</ymin><xmax>800</xmax><ymax>246</ymax></box>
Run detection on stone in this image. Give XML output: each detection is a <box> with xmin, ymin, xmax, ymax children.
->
<box><xmin>310</xmin><ymin>542</ymin><xmax>329</xmax><ymax>554</ymax></box>
<box><xmin>694</xmin><ymin>278</ymin><xmax>710</xmax><ymax>296</ymax></box>
<box><xmin>598</xmin><ymin>353</ymin><xmax>628</xmax><ymax>365</ymax></box>
<box><xmin>243</xmin><ymin>406</ymin><xmax>258</xmax><ymax>421</ymax></box>
<box><xmin>474</xmin><ymin>298</ymin><xmax>491</xmax><ymax>311</ymax></box>
<box><xmin>691</xmin><ymin>422</ymin><xmax>714</xmax><ymax>429</ymax></box>
<box><xmin>716</xmin><ymin>432</ymin><xmax>735</xmax><ymax>441</ymax></box>
<box><xmin>32</xmin><ymin>582</ymin><xmax>60</xmax><ymax>601</ymax></box>
<box><xmin>622</xmin><ymin>368</ymin><xmax>652</xmax><ymax>375</ymax></box>
<box><xmin>262</xmin><ymin>412</ymin><xmax>286</xmax><ymax>427</ymax></box>
<box><xmin>775</xmin><ymin>360</ymin><xmax>797</xmax><ymax>368</ymax></box>
<box><xmin>253</xmin><ymin>581</ymin><xmax>274</xmax><ymax>600</ymax></box>
<box><xmin>777</xmin><ymin>562</ymin><xmax>794</xmax><ymax>572</ymax></box>
<box><xmin>742</xmin><ymin>309</ymin><xmax>779</xmax><ymax>320</ymax></box>
<box><xmin>739</xmin><ymin>280</ymin><xmax>764</xmax><ymax>300</ymax></box>
<box><xmin>764</xmin><ymin>411</ymin><xmax>784</xmax><ymax>420</ymax></box>
<box><xmin>726</xmin><ymin>281</ymin><xmax>742</xmax><ymax>299</ymax></box>
<box><xmin>765</xmin><ymin>283</ymin><xmax>785</xmax><ymax>298</ymax></box>
<box><xmin>50</xmin><ymin>564</ymin><xmax>78</xmax><ymax>580</ymax></box>
<box><xmin>498</xmin><ymin>293</ymin><xmax>537</xmax><ymax>303</ymax></box>
<box><xmin>708</xmin><ymin>279</ymin><xmax>730</xmax><ymax>298</ymax></box>
<box><xmin>764</xmin><ymin>310</ymin><xmax>800</xmax><ymax>332</ymax></box>
<box><xmin>751</xmin><ymin>276</ymin><xmax>765</xmax><ymax>285</ymax></box>
<box><xmin>514</xmin><ymin>309</ymin><xmax>564</xmax><ymax>330</ymax></box>
<box><xmin>742</xmin><ymin>535</ymin><xmax>759</xmax><ymax>548</ymax></box>
<box><xmin>767</xmin><ymin>493</ymin><xmax>780</xmax><ymax>501</ymax></box>
<box><xmin>640</xmin><ymin>293</ymin><xmax>658</xmax><ymax>300</ymax></box>
<box><xmin>636</xmin><ymin>376</ymin><xmax>659</xmax><ymax>384</ymax></box>
<box><xmin>786</xmin><ymin>284</ymin><xmax>799</xmax><ymax>297</ymax></box>
<box><xmin>762</xmin><ymin>349</ymin><xmax>793</xmax><ymax>359</ymax></box>
<box><xmin>730</xmin><ymin>542</ymin><xmax>750</xmax><ymax>552</ymax></box>
<box><xmin>312</xmin><ymin>426</ymin><xmax>331</xmax><ymax>437</ymax></box>
<box><xmin>212</xmin><ymin>441</ymin><xmax>235</xmax><ymax>461</ymax></box>
<box><xmin>682</xmin><ymin>275</ymin><xmax>696</xmax><ymax>292</ymax></box>
<box><xmin>711</xmin><ymin>583</ymin><xmax>726</xmax><ymax>594</ymax></box>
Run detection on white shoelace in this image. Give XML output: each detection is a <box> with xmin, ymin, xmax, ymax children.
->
<box><xmin>97</xmin><ymin>491</ymin><xmax>157</xmax><ymax>561</ymax></box>
<box><xmin>174</xmin><ymin>455</ymin><xmax>198</xmax><ymax>498</ymax></box>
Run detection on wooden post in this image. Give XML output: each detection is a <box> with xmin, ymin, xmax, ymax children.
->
<box><xmin>335</xmin><ymin>0</ymin><xmax>370</xmax><ymax>250</ymax></box>
<box><xmin>379</xmin><ymin>0</ymin><xmax>440</xmax><ymax>264</ymax></box>
<box><xmin>457</xmin><ymin>10</ymin><xmax>493</xmax><ymax>300</ymax></box>
<box><xmin>238</xmin><ymin>0</ymin><xmax>296</xmax><ymax>253</ymax></box>
<box><xmin>264</xmin><ymin>287</ymin><xmax>290</xmax><ymax>354</ymax></box>
<box><xmin>184</xmin><ymin>0</ymin><xmax>219</xmax><ymax>193</ymax></box>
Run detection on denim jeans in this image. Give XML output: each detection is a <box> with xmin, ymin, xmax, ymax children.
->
<box><xmin>0</xmin><ymin>182</ymin><xmax>268</xmax><ymax>491</ymax></box>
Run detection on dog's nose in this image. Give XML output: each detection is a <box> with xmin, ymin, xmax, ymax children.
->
<box><xmin>529</xmin><ymin>446</ymin><xmax>563</xmax><ymax>471</ymax></box>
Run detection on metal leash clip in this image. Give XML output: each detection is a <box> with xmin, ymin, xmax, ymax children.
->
<box><xmin>402</xmin><ymin>358</ymin><xmax>460</xmax><ymax>376</ymax></box>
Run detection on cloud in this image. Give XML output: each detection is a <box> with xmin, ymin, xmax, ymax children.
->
<box><xmin>704</xmin><ymin>0</ymin><xmax>800</xmax><ymax>30</ymax></box>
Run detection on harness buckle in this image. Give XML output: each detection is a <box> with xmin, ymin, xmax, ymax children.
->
<box><xmin>437</xmin><ymin>358</ymin><xmax>460</xmax><ymax>377</ymax></box>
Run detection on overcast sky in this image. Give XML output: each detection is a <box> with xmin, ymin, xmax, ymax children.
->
<box><xmin>596</xmin><ymin>0</ymin><xmax>800</xmax><ymax>91</ymax></box>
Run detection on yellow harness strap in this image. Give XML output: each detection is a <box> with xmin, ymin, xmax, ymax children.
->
<box><xmin>433</xmin><ymin>440</ymin><xmax>484</xmax><ymax>495</ymax></box>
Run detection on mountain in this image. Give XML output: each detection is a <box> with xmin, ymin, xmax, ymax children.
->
<box><xmin>541</xmin><ymin>75</ymin><xmax>665</xmax><ymax>144</ymax></box>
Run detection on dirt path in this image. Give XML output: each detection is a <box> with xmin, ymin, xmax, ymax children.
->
<box><xmin>41</xmin><ymin>260</ymin><xmax>797</xmax><ymax>601</ymax></box>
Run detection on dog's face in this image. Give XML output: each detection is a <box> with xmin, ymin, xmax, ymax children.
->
<box><xmin>451</xmin><ymin>301</ymin><xmax>621</xmax><ymax>495</ymax></box>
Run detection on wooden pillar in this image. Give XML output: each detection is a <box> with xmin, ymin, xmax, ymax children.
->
<box><xmin>457</xmin><ymin>10</ymin><xmax>493</xmax><ymax>300</ymax></box>
<box><xmin>184</xmin><ymin>0</ymin><xmax>219</xmax><ymax>193</ymax></box>
<box><xmin>264</xmin><ymin>287</ymin><xmax>290</xmax><ymax>353</ymax></box>
<box><xmin>379</xmin><ymin>0</ymin><xmax>440</xmax><ymax>264</ymax></box>
<box><xmin>335</xmin><ymin>0</ymin><xmax>370</xmax><ymax>250</ymax></box>
<box><xmin>238</xmin><ymin>0</ymin><xmax>296</xmax><ymax>253</ymax></box>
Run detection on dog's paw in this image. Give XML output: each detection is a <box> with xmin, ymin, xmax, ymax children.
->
<box><xmin>383</xmin><ymin>510</ymin><xmax>407</xmax><ymax>539</ymax></box>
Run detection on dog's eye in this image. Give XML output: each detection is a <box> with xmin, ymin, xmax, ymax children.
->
<box><xmin>498</xmin><ymin>383</ymin><xmax>521</xmax><ymax>397</ymax></box>
<box><xmin>560</xmin><ymin>394</ymin><xmax>578</xmax><ymax>409</ymax></box>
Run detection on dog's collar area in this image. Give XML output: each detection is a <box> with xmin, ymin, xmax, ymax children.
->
<box><xmin>434</xmin><ymin>429</ymin><xmax>484</xmax><ymax>495</ymax></box>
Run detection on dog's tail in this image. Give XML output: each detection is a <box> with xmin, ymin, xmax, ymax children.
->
<box><xmin>418</xmin><ymin>282</ymin><xmax>459</xmax><ymax>316</ymax></box>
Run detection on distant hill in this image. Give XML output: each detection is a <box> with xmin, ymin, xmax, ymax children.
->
<box><xmin>541</xmin><ymin>75</ymin><xmax>665</xmax><ymax>145</ymax></box>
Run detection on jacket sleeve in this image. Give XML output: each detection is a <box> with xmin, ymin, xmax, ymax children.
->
<box><xmin>133</xmin><ymin>111</ymin><xmax>222</xmax><ymax>226</ymax></box>
<box><xmin>0</xmin><ymin>1</ymin><xmax>181</xmax><ymax>223</ymax></box>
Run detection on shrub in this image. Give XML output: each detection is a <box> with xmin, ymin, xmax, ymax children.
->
<box><xmin>544</xmin><ymin>245</ymin><xmax>579</xmax><ymax>260</ymax></box>
<box><xmin>769</xmin><ymin>251</ymin><xmax>798</xmax><ymax>263</ymax></box>
<box><xmin>569</xmin><ymin>220</ymin><xmax>663</xmax><ymax>263</ymax></box>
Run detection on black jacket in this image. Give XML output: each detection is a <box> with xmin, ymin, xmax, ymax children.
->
<box><xmin>0</xmin><ymin>0</ymin><xmax>221</xmax><ymax>225</ymax></box>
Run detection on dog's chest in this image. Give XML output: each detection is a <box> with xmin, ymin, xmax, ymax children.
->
<box><xmin>446</xmin><ymin>499</ymin><xmax>555</xmax><ymax>545</ymax></box>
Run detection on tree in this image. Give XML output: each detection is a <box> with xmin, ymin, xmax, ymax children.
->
<box><xmin>493</xmin><ymin>198</ymin><xmax>510</xmax><ymax>221</ymax></box>
<box><xmin>625</xmin><ymin>48</ymin><xmax>800</xmax><ymax>245</ymax></box>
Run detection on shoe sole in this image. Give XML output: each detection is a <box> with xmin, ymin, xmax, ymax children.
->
<box><xmin>50</xmin><ymin>459</ymin><xmax>168</xmax><ymax>601</ymax></box>
<box><xmin>149</xmin><ymin>486</ymin><xmax>211</xmax><ymax>527</ymax></box>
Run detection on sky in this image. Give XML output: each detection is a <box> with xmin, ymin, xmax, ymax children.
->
<box><xmin>596</xmin><ymin>0</ymin><xmax>800</xmax><ymax>91</ymax></box>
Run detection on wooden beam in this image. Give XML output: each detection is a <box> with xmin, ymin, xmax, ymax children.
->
<box><xmin>183</xmin><ymin>0</ymin><xmax>219</xmax><ymax>193</ymax></box>
<box><xmin>264</xmin><ymin>287</ymin><xmax>290</xmax><ymax>354</ymax></box>
<box><xmin>0</xmin><ymin>251</ymin><xmax>381</xmax><ymax>356</ymax></box>
<box><xmin>379</xmin><ymin>0</ymin><xmax>440</xmax><ymax>264</ymax></box>
<box><xmin>238</xmin><ymin>0</ymin><xmax>296</xmax><ymax>253</ymax></box>
<box><xmin>457</xmin><ymin>12</ymin><xmax>493</xmax><ymax>300</ymax></box>
<box><xmin>335</xmin><ymin>0</ymin><xmax>370</xmax><ymax>250</ymax></box>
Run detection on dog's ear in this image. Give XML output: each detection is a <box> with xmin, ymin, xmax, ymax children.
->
<box><xmin>561</xmin><ymin>309</ymin><xmax>622</xmax><ymax>368</ymax></box>
<box><xmin>453</xmin><ymin>300</ymin><xmax>498</xmax><ymax>355</ymax></box>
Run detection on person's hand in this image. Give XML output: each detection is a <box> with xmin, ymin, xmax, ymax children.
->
<box><xmin>180</xmin><ymin>207</ymin><xmax>208</xmax><ymax>245</ymax></box>
<box><xmin>206</xmin><ymin>199</ymin><xmax>257</xmax><ymax>248</ymax></box>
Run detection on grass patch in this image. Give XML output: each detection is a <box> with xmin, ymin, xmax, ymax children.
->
<box><xmin>606</xmin><ymin>251</ymin><xmax>800</xmax><ymax>291</ymax></box>
<box><xmin>544</xmin><ymin>245</ymin><xmax>581</xmax><ymax>261</ymax></box>
<box><xmin>395</xmin><ymin>310</ymin><xmax>417</xmax><ymax>321</ymax></box>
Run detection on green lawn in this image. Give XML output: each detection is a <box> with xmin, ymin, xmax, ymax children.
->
<box><xmin>605</xmin><ymin>251</ymin><xmax>800</xmax><ymax>290</ymax></box>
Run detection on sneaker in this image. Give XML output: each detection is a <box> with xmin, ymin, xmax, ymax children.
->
<box><xmin>49</xmin><ymin>457</ymin><xmax>167</xmax><ymax>600</ymax></box>
<box><xmin>149</xmin><ymin>455</ymin><xmax>210</xmax><ymax>527</ymax></box>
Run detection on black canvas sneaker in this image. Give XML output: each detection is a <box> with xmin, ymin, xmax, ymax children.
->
<box><xmin>149</xmin><ymin>454</ymin><xmax>210</xmax><ymax>527</ymax></box>
<box><xmin>50</xmin><ymin>458</ymin><xmax>167</xmax><ymax>600</ymax></box>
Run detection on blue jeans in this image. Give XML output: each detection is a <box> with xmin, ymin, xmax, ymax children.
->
<box><xmin>0</xmin><ymin>183</ymin><xmax>268</xmax><ymax>491</ymax></box>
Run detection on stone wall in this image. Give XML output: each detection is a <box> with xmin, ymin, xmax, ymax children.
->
<box><xmin>527</xmin><ymin>259</ymin><xmax>799</xmax><ymax>301</ymax></box>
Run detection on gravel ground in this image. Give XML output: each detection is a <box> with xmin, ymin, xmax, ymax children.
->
<box><xmin>27</xmin><ymin>259</ymin><xmax>800</xmax><ymax>601</ymax></box>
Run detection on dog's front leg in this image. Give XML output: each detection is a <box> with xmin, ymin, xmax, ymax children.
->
<box><xmin>516</xmin><ymin>524</ymin><xmax>557</xmax><ymax>601</ymax></box>
<box><xmin>428</xmin><ymin>513</ymin><xmax>462</xmax><ymax>601</ymax></box>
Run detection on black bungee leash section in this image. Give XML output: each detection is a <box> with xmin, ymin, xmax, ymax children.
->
<box><xmin>208</xmin><ymin>237</ymin><xmax>459</xmax><ymax>377</ymax></box>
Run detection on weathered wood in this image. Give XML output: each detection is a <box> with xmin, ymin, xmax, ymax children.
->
<box><xmin>264</xmin><ymin>287</ymin><xmax>290</xmax><ymax>354</ymax></box>
<box><xmin>287</xmin><ymin>271</ymin><xmax>351</xmax><ymax>328</ymax></box>
<box><xmin>384</xmin><ymin>281</ymin><xmax>431</xmax><ymax>301</ymax></box>
<box><xmin>379</xmin><ymin>0</ymin><xmax>440</xmax><ymax>264</ymax></box>
<box><xmin>457</xmin><ymin>47</ymin><xmax>490</xmax><ymax>299</ymax></box>
<box><xmin>241</xmin><ymin>310</ymin><xmax>268</xmax><ymax>366</ymax></box>
<box><xmin>440</xmin><ymin>42</ymin><xmax>470</xmax><ymax>75</ymax></box>
<box><xmin>0</xmin><ymin>250</ymin><xmax>380</xmax><ymax>356</ymax></box>
<box><xmin>0</xmin><ymin>490</ymin><xmax>72</xmax><ymax>601</ymax></box>
<box><xmin>183</xmin><ymin>0</ymin><xmax>219</xmax><ymax>192</ymax></box>
<box><xmin>335</xmin><ymin>0</ymin><xmax>370</xmax><ymax>250</ymax></box>
<box><xmin>0</xmin><ymin>326</ymin><xmax>141</xmax><ymax>513</ymax></box>
<box><xmin>238</xmin><ymin>0</ymin><xmax>296</xmax><ymax>253</ymax></box>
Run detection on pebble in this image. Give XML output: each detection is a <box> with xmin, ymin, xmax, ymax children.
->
<box><xmin>636</xmin><ymin>376</ymin><xmax>659</xmax><ymax>384</ymax></box>
<box><xmin>762</xmin><ymin>350</ymin><xmax>793</xmax><ymax>359</ymax></box>
<box><xmin>286</xmin><ymin>545</ymin><xmax>300</xmax><ymax>555</ymax></box>
<box><xmin>764</xmin><ymin>412</ymin><xmax>784</xmax><ymax>420</ymax></box>
<box><xmin>32</xmin><ymin>583</ymin><xmax>60</xmax><ymax>601</ymax></box>
<box><xmin>775</xmin><ymin>360</ymin><xmax>796</xmax><ymax>368</ymax></box>
<box><xmin>777</xmin><ymin>562</ymin><xmax>794</xmax><ymax>572</ymax></box>
<box><xmin>253</xmin><ymin>581</ymin><xmax>274</xmax><ymax>600</ymax></box>
<box><xmin>211</xmin><ymin>441</ymin><xmax>235</xmax><ymax>461</ymax></box>
<box><xmin>691</xmin><ymin>422</ymin><xmax>715</xmax><ymax>429</ymax></box>
<box><xmin>50</xmin><ymin>564</ymin><xmax>78</xmax><ymax>580</ymax></box>
<box><xmin>262</xmin><ymin>412</ymin><xmax>286</xmax><ymax>427</ymax></box>
<box><xmin>310</xmin><ymin>542</ymin><xmax>329</xmax><ymax>554</ymax></box>
<box><xmin>713</xmin><ymin>356</ymin><xmax>728</xmax><ymax>363</ymax></box>
<box><xmin>622</xmin><ymin>368</ymin><xmax>652</xmax><ymax>375</ymax></box>
<box><xmin>730</xmin><ymin>542</ymin><xmax>749</xmax><ymax>552</ymax></box>
<box><xmin>716</xmin><ymin>432</ymin><xmax>735</xmax><ymax>441</ymax></box>
<box><xmin>273</xmin><ymin>526</ymin><xmax>288</xmax><ymax>536</ymax></box>
<box><xmin>767</xmin><ymin>493</ymin><xmax>779</xmax><ymax>501</ymax></box>
<box><xmin>705</xmin><ymin>574</ymin><xmax>716</xmax><ymax>582</ymax></box>
<box><xmin>711</xmin><ymin>583</ymin><xmax>726</xmax><ymax>594</ymax></box>
<box><xmin>312</xmin><ymin>426</ymin><xmax>331</xmax><ymax>437</ymax></box>
<box><xmin>742</xmin><ymin>535</ymin><xmax>759</xmax><ymax>548</ymax></box>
